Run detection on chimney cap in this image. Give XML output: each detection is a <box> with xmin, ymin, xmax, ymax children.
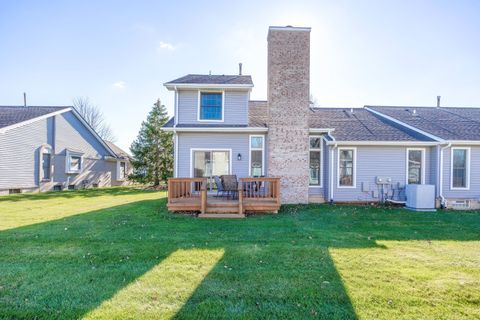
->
<box><xmin>268</xmin><ymin>26</ymin><xmax>311</xmax><ymax>32</ymax></box>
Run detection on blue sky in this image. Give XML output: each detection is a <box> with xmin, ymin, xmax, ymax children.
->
<box><xmin>1</xmin><ymin>0</ymin><xmax>479</xmax><ymax>151</ymax></box>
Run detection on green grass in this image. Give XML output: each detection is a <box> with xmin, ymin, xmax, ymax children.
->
<box><xmin>0</xmin><ymin>188</ymin><xmax>479</xmax><ymax>319</ymax></box>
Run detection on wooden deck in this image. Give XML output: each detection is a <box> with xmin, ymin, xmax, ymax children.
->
<box><xmin>167</xmin><ymin>177</ymin><xmax>281</xmax><ymax>218</ymax></box>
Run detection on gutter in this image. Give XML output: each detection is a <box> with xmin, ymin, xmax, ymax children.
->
<box><xmin>439</xmin><ymin>141</ymin><xmax>452</xmax><ymax>208</ymax></box>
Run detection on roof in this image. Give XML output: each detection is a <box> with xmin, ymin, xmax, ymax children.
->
<box><xmin>165</xmin><ymin>74</ymin><xmax>253</xmax><ymax>87</ymax></box>
<box><xmin>105</xmin><ymin>141</ymin><xmax>131</xmax><ymax>159</ymax></box>
<box><xmin>368</xmin><ymin>106</ymin><xmax>480</xmax><ymax>141</ymax></box>
<box><xmin>162</xmin><ymin>100</ymin><xmax>268</xmax><ymax>130</ymax></box>
<box><xmin>0</xmin><ymin>106</ymin><xmax>70</xmax><ymax>129</ymax></box>
<box><xmin>309</xmin><ymin>108</ymin><xmax>434</xmax><ymax>142</ymax></box>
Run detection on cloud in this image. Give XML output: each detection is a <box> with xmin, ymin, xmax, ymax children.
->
<box><xmin>158</xmin><ymin>41</ymin><xmax>176</xmax><ymax>51</ymax></box>
<box><xmin>112</xmin><ymin>81</ymin><xmax>127</xmax><ymax>89</ymax></box>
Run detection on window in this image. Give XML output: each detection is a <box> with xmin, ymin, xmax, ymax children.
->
<box><xmin>407</xmin><ymin>149</ymin><xmax>425</xmax><ymax>184</ymax></box>
<box><xmin>117</xmin><ymin>161</ymin><xmax>127</xmax><ymax>180</ymax></box>
<box><xmin>249</xmin><ymin>135</ymin><xmax>264</xmax><ymax>176</ymax></box>
<box><xmin>199</xmin><ymin>92</ymin><xmax>223</xmax><ymax>121</ymax></box>
<box><xmin>39</xmin><ymin>145</ymin><xmax>52</xmax><ymax>181</ymax></box>
<box><xmin>66</xmin><ymin>150</ymin><xmax>83</xmax><ymax>174</ymax></box>
<box><xmin>451</xmin><ymin>147</ymin><xmax>470</xmax><ymax>189</ymax></box>
<box><xmin>192</xmin><ymin>149</ymin><xmax>231</xmax><ymax>191</ymax></box>
<box><xmin>338</xmin><ymin>148</ymin><xmax>356</xmax><ymax>187</ymax></box>
<box><xmin>309</xmin><ymin>136</ymin><xmax>322</xmax><ymax>186</ymax></box>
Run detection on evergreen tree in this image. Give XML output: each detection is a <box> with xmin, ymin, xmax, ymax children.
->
<box><xmin>130</xmin><ymin>99</ymin><xmax>173</xmax><ymax>185</ymax></box>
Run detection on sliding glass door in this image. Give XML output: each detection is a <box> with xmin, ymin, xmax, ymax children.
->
<box><xmin>192</xmin><ymin>150</ymin><xmax>230</xmax><ymax>190</ymax></box>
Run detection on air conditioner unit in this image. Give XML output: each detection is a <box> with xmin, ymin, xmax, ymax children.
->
<box><xmin>405</xmin><ymin>184</ymin><xmax>436</xmax><ymax>212</ymax></box>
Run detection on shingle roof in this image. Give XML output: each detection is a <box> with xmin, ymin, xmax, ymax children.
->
<box><xmin>368</xmin><ymin>106</ymin><xmax>480</xmax><ymax>140</ymax></box>
<box><xmin>162</xmin><ymin>100</ymin><xmax>268</xmax><ymax>129</ymax></box>
<box><xmin>0</xmin><ymin>106</ymin><xmax>70</xmax><ymax>129</ymax></box>
<box><xmin>165</xmin><ymin>74</ymin><xmax>253</xmax><ymax>85</ymax></box>
<box><xmin>105</xmin><ymin>141</ymin><xmax>131</xmax><ymax>159</ymax></box>
<box><xmin>309</xmin><ymin>108</ymin><xmax>434</xmax><ymax>141</ymax></box>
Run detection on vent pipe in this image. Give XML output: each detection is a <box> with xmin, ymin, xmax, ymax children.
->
<box><xmin>238</xmin><ymin>63</ymin><xmax>243</xmax><ymax>75</ymax></box>
<box><xmin>437</xmin><ymin>95</ymin><xmax>441</xmax><ymax>108</ymax></box>
<box><xmin>23</xmin><ymin>92</ymin><xmax>27</xmax><ymax>107</ymax></box>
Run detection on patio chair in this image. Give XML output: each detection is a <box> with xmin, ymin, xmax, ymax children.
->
<box><xmin>214</xmin><ymin>176</ymin><xmax>225</xmax><ymax>198</ymax></box>
<box><xmin>221</xmin><ymin>175</ymin><xmax>238</xmax><ymax>199</ymax></box>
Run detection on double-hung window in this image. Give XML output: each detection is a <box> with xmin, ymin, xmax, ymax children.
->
<box><xmin>338</xmin><ymin>148</ymin><xmax>356</xmax><ymax>187</ymax></box>
<box><xmin>309</xmin><ymin>136</ymin><xmax>322</xmax><ymax>186</ymax></box>
<box><xmin>199</xmin><ymin>92</ymin><xmax>223</xmax><ymax>121</ymax></box>
<box><xmin>451</xmin><ymin>147</ymin><xmax>470</xmax><ymax>189</ymax></box>
<box><xmin>66</xmin><ymin>150</ymin><xmax>83</xmax><ymax>174</ymax></box>
<box><xmin>117</xmin><ymin>161</ymin><xmax>127</xmax><ymax>180</ymax></box>
<box><xmin>407</xmin><ymin>148</ymin><xmax>425</xmax><ymax>184</ymax></box>
<box><xmin>249</xmin><ymin>135</ymin><xmax>264</xmax><ymax>176</ymax></box>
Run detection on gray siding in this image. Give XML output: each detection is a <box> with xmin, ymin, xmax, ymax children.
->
<box><xmin>0</xmin><ymin>110</ymin><xmax>120</xmax><ymax>193</ymax></box>
<box><xmin>176</xmin><ymin>132</ymin><xmax>266</xmax><ymax>178</ymax></box>
<box><xmin>0</xmin><ymin>118</ymin><xmax>51</xmax><ymax>190</ymax></box>
<box><xmin>442</xmin><ymin>146</ymin><xmax>480</xmax><ymax>199</ymax></box>
<box><xmin>176</xmin><ymin>89</ymin><xmax>249</xmax><ymax>125</ymax></box>
<box><xmin>332</xmin><ymin>146</ymin><xmax>434</xmax><ymax>202</ymax></box>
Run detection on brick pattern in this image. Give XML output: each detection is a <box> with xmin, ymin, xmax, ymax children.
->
<box><xmin>267</xmin><ymin>28</ymin><xmax>311</xmax><ymax>204</ymax></box>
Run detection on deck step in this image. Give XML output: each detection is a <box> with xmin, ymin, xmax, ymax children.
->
<box><xmin>199</xmin><ymin>213</ymin><xmax>245</xmax><ymax>219</ymax></box>
<box><xmin>205</xmin><ymin>206</ymin><xmax>240</xmax><ymax>214</ymax></box>
<box><xmin>206</xmin><ymin>202</ymin><xmax>239</xmax><ymax>208</ymax></box>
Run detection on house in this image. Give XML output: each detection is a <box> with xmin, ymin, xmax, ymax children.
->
<box><xmin>163</xmin><ymin>26</ymin><xmax>480</xmax><ymax>211</ymax></box>
<box><xmin>0</xmin><ymin>105</ymin><xmax>131</xmax><ymax>194</ymax></box>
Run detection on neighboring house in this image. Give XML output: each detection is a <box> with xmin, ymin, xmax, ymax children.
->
<box><xmin>164</xmin><ymin>26</ymin><xmax>480</xmax><ymax>209</ymax></box>
<box><xmin>105</xmin><ymin>140</ymin><xmax>133</xmax><ymax>186</ymax></box>
<box><xmin>0</xmin><ymin>106</ymin><xmax>129</xmax><ymax>194</ymax></box>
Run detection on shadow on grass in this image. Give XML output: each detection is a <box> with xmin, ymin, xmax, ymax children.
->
<box><xmin>0</xmin><ymin>187</ymin><xmax>153</xmax><ymax>203</ymax></box>
<box><xmin>0</xmin><ymin>197</ymin><xmax>479</xmax><ymax>319</ymax></box>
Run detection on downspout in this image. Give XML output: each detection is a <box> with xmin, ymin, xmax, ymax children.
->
<box><xmin>329</xmin><ymin>133</ymin><xmax>337</xmax><ymax>203</ymax></box>
<box><xmin>439</xmin><ymin>141</ymin><xmax>451</xmax><ymax>208</ymax></box>
<box><xmin>173</xmin><ymin>86</ymin><xmax>178</xmax><ymax>178</ymax></box>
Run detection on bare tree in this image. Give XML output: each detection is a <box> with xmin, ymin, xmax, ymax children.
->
<box><xmin>73</xmin><ymin>97</ymin><xmax>116</xmax><ymax>142</ymax></box>
<box><xmin>310</xmin><ymin>94</ymin><xmax>320</xmax><ymax>108</ymax></box>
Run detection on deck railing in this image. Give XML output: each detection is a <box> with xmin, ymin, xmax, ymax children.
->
<box><xmin>167</xmin><ymin>177</ymin><xmax>280</xmax><ymax>215</ymax></box>
<box><xmin>167</xmin><ymin>178</ymin><xmax>207</xmax><ymax>204</ymax></box>
<box><xmin>239</xmin><ymin>177</ymin><xmax>281</xmax><ymax>203</ymax></box>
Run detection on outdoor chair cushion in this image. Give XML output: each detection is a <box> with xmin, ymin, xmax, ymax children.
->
<box><xmin>221</xmin><ymin>175</ymin><xmax>238</xmax><ymax>191</ymax></box>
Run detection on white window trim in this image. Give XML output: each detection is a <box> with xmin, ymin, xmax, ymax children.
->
<box><xmin>249</xmin><ymin>135</ymin><xmax>265</xmax><ymax>176</ymax></box>
<box><xmin>405</xmin><ymin>148</ymin><xmax>426</xmax><ymax>185</ymax></box>
<box><xmin>116</xmin><ymin>160</ymin><xmax>127</xmax><ymax>181</ymax></box>
<box><xmin>197</xmin><ymin>90</ymin><xmax>225</xmax><ymax>122</ymax></box>
<box><xmin>450</xmin><ymin>147</ymin><xmax>471</xmax><ymax>190</ymax></box>
<box><xmin>65</xmin><ymin>150</ymin><xmax>83</xmax><ymax>174</ymax></box>
<box><xmin>309</xmin><ymin>136</ymin><xmax>323</xmax><ymax>188</ymax></box>
<box><xmin>39</xmin><ymin>144</ymin><xmax>53</xmax><ymax>182</ymax></box>
<box><xmin>337</xmin><ymin>147</ymin><xmax>357</xmax><ymax>189</ymax></box>
<box><xmin>189</xmin><ymin>148</ymin><xmax>233</xmax><ymax>178</ymax></box>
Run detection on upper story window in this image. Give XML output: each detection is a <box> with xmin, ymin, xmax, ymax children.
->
<box><xmin>451</xmin><ymin>147</ymin><xmax>470</xmax><ymax>189</ymax></box>
<box><xmin>407</xmin><ymin>148</ymin><xmax>425</xmax><ymax>184</ymax></box>
<box><xmin>66</xmin><ymin>150</ymin><xmax>83</xmax><ymax>174</ymax></box>
<box><xmin>199</xmin><ymin>92</ymin><xmax>223</xmax><ymax>121</ymax></box>
<box><xmin>338</xmin><ymin>148</ymin><xmax>356</xmax><ymax>188</ymax></box>
<box><xmin>309</xmin><ymin>136</ymin><xmax>322</xmax><ymax>186</ymax></box>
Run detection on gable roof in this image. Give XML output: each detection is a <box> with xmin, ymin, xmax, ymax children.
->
<box><xmin>105</xmin><ymin>141</ymin><xmax>131</xmax><ymax>159</ymax></box>
<box><xmin>164</xmin><ymin>74</ymin><xmax>254</xmax><ymax>90</ymax></box>
<box><xmin>0</xmin><ymin>106</ymin><xmax>70</xmax><ymax>130</ymax></box>
<box><xmin>368</xmin><ymin>106</ymin><xmax>480</xmax><ymax>141</ymax></box>
<box><xmin>0</xmin><ymin>105</ymin><xmax>119</xmax><ymax>157</ymax></box>
<box><xmin>309</xmin><ymin>108</ymin><xmax>435</xmax><ymax>142</ymax></box>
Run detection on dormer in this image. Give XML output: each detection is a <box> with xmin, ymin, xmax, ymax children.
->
<box><xmin>164</xmin><ymin>74</ymin><xmax>253</xmax><ymax>126</ymax></box>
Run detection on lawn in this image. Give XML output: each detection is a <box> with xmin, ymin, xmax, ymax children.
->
<box><xmin>0</xmin><ymin>188</ymin><xmax>479</xmax><ymax>319</ymax></box>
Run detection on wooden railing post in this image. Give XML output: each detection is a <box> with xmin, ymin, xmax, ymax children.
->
<box><xmin>238</xmin><ymin>181</ymin><xmax>243</xmax><ymax>215</ymax></box>
<box><xmin>167</xmin><ymin>179</ymin><xmax>172</xmax><ymax>204</ymax></box>
<box><xmin>200</xmin><ymin>179</ymin><xmax>207</xmax><ymax>214</ymax></box>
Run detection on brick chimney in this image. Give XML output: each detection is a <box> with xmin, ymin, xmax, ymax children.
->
<box><xmin>267</xmin><ymin>26</ymin><xmax>311</xmax><ymax>204</ymax></box>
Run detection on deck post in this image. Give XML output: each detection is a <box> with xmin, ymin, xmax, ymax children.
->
<box><xmin>200</xmin><ymin>180</ymin><xmax>207</xmax><ymax>214</ymax></box>
<box><xmin>238</xmin><ymin>182</ymin><xmax>243</xmax><ymax>214</ymax></box>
